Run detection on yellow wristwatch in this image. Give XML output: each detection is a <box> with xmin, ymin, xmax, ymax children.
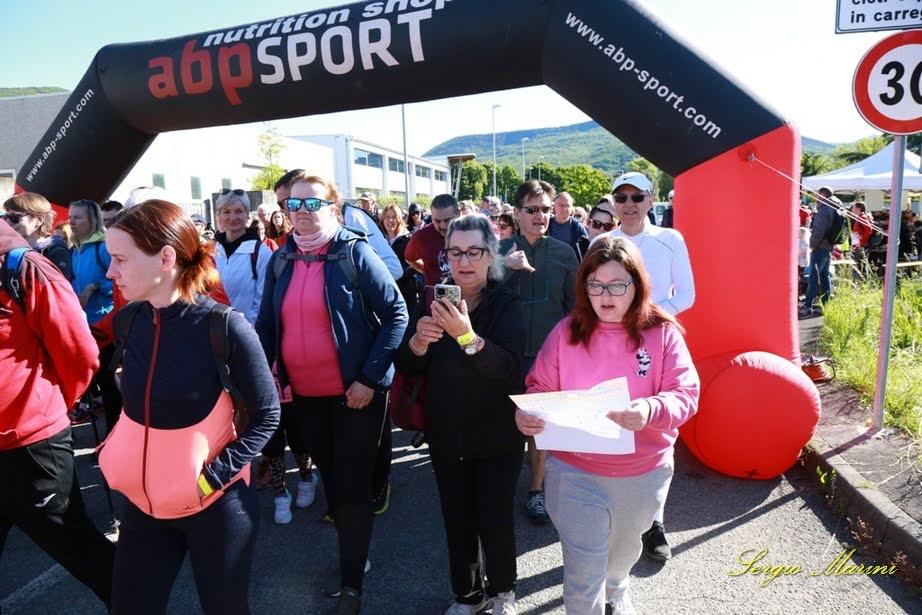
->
<box><xmin>197</xmin><ymin>473</ymin><xmax>215</xmax><ymax>497</ymax></box>
<box><xmin>456</xmin><ymin>330</ymin><xmax>476</xmax><ymax>346</ymax></box>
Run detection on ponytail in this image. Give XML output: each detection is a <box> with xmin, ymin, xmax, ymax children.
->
<box><xmin>177</xmin><ymin>240</ymin><xmax>220</xmax><ymax>302</ymax></box>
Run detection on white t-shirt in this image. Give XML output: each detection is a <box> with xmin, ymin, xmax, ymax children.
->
<box><xmin>591</xmin><ymin>222</ymin><xmax>695</xmax><ymax>315</ymax></box>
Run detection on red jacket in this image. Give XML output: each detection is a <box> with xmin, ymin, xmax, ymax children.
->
<box><xmin>852</xmin><ymin>214</ymin><xmax>874</xmax><ymax>248</ymax></box>
<box><xmin>0</xmin><ymin>221</ymin><xmax>99</xmax><ymax>450</ymax></box>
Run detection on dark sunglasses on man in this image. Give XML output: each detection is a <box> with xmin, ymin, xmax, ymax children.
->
<box><xmin>589</xmin><ymin>219</ymin><xmax>615</xmax><ymax>231</ymax></box>
<box><xmin>286</xmin><ymin>197</ymin><xmax>334</xmax><ymax>212</ymax></box>
<box><xmin>612</xmin><ymin>193</ymin><xmax>647</xmax><ymax>204</ymax></box>
<box><xmin>521</xmin><ymin>205</ymin><xmax>551</xmax><ymax>215</ymax></box>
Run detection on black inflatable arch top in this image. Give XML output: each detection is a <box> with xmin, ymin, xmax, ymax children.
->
<box><xmin>19</xmin><ymin>0</ymin><xmax>814</xmax><ymax>480</ymax></box>
<box><xmin>20</xmin><ymin>0</ymin><xmax>782</xmax><ymax>203</ymax></box>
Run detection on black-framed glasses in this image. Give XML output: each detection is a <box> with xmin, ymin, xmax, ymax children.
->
<box><xmin>221</xmin><ymin>188</ymin><xmax>246</xmax><ymax>196</ymax></box>
<box><xmin>2</xmin><ymin>211</ymin><xmax>25</xmax><ymax>224</ymax></box>
<box><xmin>286</xmin><ymin>197</ymin><xmax>334</xmax><ymax>212</ymax></box>
<box><xmin>589</xmin><ymin>219</ymin><xmax>615</xmax><ymax>231</ymax></box>
<box><xmin>612</xmin><ymin>193</ymin><xmax>647</xmax><ymax>204</ymax></box>
<box><xmin>586</xmin><ymin>280</ymin><xmax>634</xmax><ymax>296</ymax></box>
<box><xmin>521</xmin><ymin>205</ymin><xmax>551</xmax><ymax>215</ymax></box>
<box><xmin>444</xmin><ymin>246</ymin><xmax>487</xmax><ymax>262</ymax></box>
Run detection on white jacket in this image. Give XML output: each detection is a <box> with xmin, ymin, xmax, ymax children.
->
<box><xmin>214</xmin><ymin>238</ymin><xmax>272</xmax><ymax>324</ymax></box>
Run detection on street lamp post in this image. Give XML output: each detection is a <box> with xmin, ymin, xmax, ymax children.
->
<box><xmin>521</xmin><ymin>137</ymin><xmax>529</xmax><ymax>179</ymax></box>
<box><xmin>538</xmin><ymin>156</ymin><xmax>545</xmax><ymax>182</ymax></box>
<box><xmin>492</xmin><ymin>104</ymin><xmax>501</xmax><ymax>197</ymax></box>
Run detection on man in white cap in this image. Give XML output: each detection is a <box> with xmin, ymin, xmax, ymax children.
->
<box><xmin>357</xmin><ymin>192</ymin><xmax>379</xmax><ymax>223</ymax></box>
<box><xmin>661</xmin><ymin>189</ymin><xmax>675</xmax><ymax>229</ymax></box>
<box><xmin>591</xmin><ymin>171</ymin><xmax>695</xmax><ymax>563</ymax></box>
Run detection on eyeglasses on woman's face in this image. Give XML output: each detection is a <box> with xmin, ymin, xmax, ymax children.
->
<box><xmin>444</xmin><ymin>246</ymin><xmax>487</xmax><ymax>262</ymax></box>
<box><xmin>286</xmin><ymin>197</ymin><xmax>334</xmax><ymax>213</ymax></box>
<box><xmin>589</xmin><ymin>219</ymin><xmax>615</xmax><ymax>231</ymax></box>
<box><xmin>585</xmin><ymin>280</ymin><xmax>634</xmax><ymax>296</ymax></box>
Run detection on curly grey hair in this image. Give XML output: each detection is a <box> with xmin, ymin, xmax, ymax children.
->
<box><xmin>444</xmin><ymin>214</ymin><xmax>505</xmax><ymax>281</ymax></box>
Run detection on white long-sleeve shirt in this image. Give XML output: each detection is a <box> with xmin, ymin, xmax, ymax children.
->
<box><xmin>214</xmin><ymin>239</ymin><xmax>271</xmax><ymax>324</ymax></box>
<box><xmin>591</xmin><ymin>222</ymin><xmax>695</xmax><ymax>315</ymax></box>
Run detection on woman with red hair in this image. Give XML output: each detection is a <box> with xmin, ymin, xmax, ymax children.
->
<box><xmin>515</xmin><ymin>236</ymin><xmax>699</xmax><ymax>615</ymax></box>
<box><xmin>99</xmin><ymin>199</ymin><xmax>279</xmax><ymax>615</ymax></box>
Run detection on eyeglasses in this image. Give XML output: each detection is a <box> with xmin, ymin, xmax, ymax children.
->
<box><xmin>444</xmin><ymin>247</ymin><xmax>487</xmax><ymax>262</ymax></box>
<box><xmin>490</xmin><ymin>215</ymin><xmax>500</xmax><ymax>222</ymax></box>
<box><xmin>521</xmin><ymin>205</ymin><xmax>551</xmax><ymax>215</ymax></box>
<box><xmin>586</xmin><ymin>280</ymin><xmax>634</xmax><ymax>296</ymax></box>
<box><xmin>2</xmin><ymin>211</ymin><xmax>24</xmax><ymax>224</ymax></box>
<box><xmin>221</xmin><ymin>188</ymin><xmax>246</xmax><ymax>196</ymax></box>
<box><xmin>612</xmin><ymin>193</ymin><xmax>647</xmax><ymax>204</ymax></box>
<box><xmin>589</xmin><ymin>219</ymin><xmax>615</xmax><ymax>231</ymax></box>
<box><xmin>498</xmin><ymin>222</ymin><xmax>511</xmax><ymax>230</ymax></box>
<box><xmin>286</xmin><ymin>197</ymin><xmax>334</xmax><ymax>212</ymax></box>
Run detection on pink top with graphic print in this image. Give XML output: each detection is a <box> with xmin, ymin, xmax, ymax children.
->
<box><xmin>525</xmin><ymin>318</ymin><xmax>700</xmax><ymax>477</ymax></box>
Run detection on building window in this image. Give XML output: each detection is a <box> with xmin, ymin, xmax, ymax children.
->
<box><xmin>388</xmin><ymin>158</ymin><xmax>406</xmax><ymax>173</ymax></box>
<box><xmin>221</xmin><ymin>178</ymin><xmax>232</xmax><ymax>190</ymax></box>
<box><xmin>434</xmin><ymin>170</ymin><xmax>447</xmax><ymax>182</ymax></box>
<box><xmin>354</xmin><ymin>148</ymin><xmax>383</xmax><ymax>169</ymax></box>
<box><xmin>152</xmin><ymin>173</ymin><xmax>165</xmax><ymax>188</ymax></box>
<box><xmin>415</xmin><ymin>165</ymin><xmax>431</xmax><ymax>178</ymax></box>
<box><xmin>190</xmin><ymin>176</ymin><xmax>202</xmax><ymax>200</ymax></box>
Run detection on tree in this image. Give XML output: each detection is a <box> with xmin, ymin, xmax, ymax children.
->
<box><xmin>832</xmin><ymin>135</ymin><xmax>887</xmax><ymax>166</ymax></box>
<box><xmin>482</xmin><ymin>162</ymin><xmax>522</xmax><ymax>202</ymax></box>
<box><xmin>457</xmin><ymin>161</ymin><xmax>488</xmax><ymax>201</ymax></box>
<box><xmin>657</xmin><ymin>173</ymin><xmax>674</xmax><ymax>199</ymax></box>
<box><xmin>554</xmin><ymin>164</ymin><xmax>611</xmax><ymax>207</ymax></box>
<box><xmin>250</xmin><ymin>126</ymin><xmax>286</xmax><ymax>191</ymax></box>
<box><xmin>801</xmin><ymin>152</ymin><xmax>835</xmax><ymax>178</ymax></box>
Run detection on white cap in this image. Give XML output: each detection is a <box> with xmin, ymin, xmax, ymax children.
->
<box><xmin>612</xmin><ymin>171</ymin><xmax>652</xmax><ymax>193</ymax></box>
<box><xmin>668</xmin><ymin>189</ymin><xmax>675</xmax><ymax>200</ymax></box>
<box><xmin>124</xmin><ymin>186</ymin><xmax>171</xmax><ymax>208</ymax></box>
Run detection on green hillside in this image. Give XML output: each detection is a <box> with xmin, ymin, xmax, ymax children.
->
<box><xmin>0</xmin><ymin>87</ymin><xmax>68</xmax><ymax>98</ymax></box>
<box><xmin>425</xmin><ymin>120</ymin><xmax>840</xmax><ymax>172</ymax></box>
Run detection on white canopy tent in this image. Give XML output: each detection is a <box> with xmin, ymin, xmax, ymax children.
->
<box><xmin>802</xmin><ymin>142</ymin><xmax>922</xmax><ymax>191</ymax></box>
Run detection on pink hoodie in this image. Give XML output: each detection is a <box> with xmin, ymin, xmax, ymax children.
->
<box><xmin>525</xmin><ymin>318</ymin><xmax>699</xmax><ymax>477</ymax></box>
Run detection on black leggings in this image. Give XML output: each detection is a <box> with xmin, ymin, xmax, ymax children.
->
<box><xmin>111</xmin><ymin>480</ymin><xmax>258</xmax><ymax>615</ymax></box>
<box><xmin>429</xmin><ymin>447</ymin><xmax>523</xmax><ymax>603</ymax></box>
<box><xmin>294</xmin><ymin>392</ymin><xmax>387</xmax><ymax>591</ymax></box>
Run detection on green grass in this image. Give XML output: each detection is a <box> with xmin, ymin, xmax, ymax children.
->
<box><xmin>819</xmin><ymin>276</ymin><xmax>922</xmax><ymax>444</ymax></box>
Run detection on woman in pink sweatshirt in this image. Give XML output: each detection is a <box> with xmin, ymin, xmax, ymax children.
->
<box><xmin>516</xmin><ymin>236</ymin><xmax>699</xmax><ymax>615</ymax></box>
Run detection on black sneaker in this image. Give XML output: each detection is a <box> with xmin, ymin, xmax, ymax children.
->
<box><xmin>525</xmin><ymin>490</ymin><xmax>550</xmax><ymax>524</ymax></box>
<box><xmin>335</xmin><ymin>587</ymin><xmax>361</xmax><ymax>615</ymax></box>
<box><xmin>642</xmin><ymin>521</ymin><xmax>671</xmax><ymax>562</ymax></box>
<box><xmin>372</xmin><ymin>482</ymin><xmax>391</xmax><ymax>515</ymax></box>
<box><xmin>322</xmin><ymin>560</ymin><xmax>371</xmax><ymax>598</ymax></box>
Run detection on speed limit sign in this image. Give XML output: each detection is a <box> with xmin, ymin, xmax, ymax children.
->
<box><xmin>853</xmin><ymin>30</ymin><xmax>922</xmax><ymax>135</ymax></box>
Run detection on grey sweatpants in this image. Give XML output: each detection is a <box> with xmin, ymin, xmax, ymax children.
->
<box><xmin>545</xmin><ymin>455</ymin><xmax>673</xmax><ymax>614</ymax></box>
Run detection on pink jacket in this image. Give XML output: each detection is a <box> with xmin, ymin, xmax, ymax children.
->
<box><xmin>526</xmin><ymin>318</ymin><xmax>700</xmax><ymax>477</ymax></box>
<box><xmin>99</xmin><ymin>391</ymin><xmax>249</xmax><ymax>519</ymax></box>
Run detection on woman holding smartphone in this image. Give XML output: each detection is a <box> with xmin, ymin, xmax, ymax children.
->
<box><xmin>100</xmin><ymin>200</ymin><xmax>280</xmax><ymax>615</ymax></box>
<box><xmin>395</xmin><ymin>215</ymin><xmax>526</xmax><ymax>615</ymax></box>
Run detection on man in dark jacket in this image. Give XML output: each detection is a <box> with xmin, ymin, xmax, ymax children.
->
<box><xmin>500</xmin><ymin>180</ymin><xmax>578</xmax><ymax>525</ymax></box>
<box><xmin>801</xmin><ymin>186</ymin><xmax>841</xmax><ymax>317</ymax></box>
<box><xmin>0</xmin><ymin>219</ymin><xmax>115</xmax><ymax>609</ymax></box>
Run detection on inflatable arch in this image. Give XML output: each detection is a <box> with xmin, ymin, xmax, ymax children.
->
<box><xmin>17</xmin><ymin>0</ymin><xmax>820</xmax><ymax>479</ymax></box>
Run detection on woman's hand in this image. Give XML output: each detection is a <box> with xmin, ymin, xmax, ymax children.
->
<box><xmin>345</xmin><ymin>381</ymin><xmax>375</xmax><ymax>409</ymax></box>
<box><xmin>431</xmin><ymin>298</ymin><xmax>472</xmax><ymax>339</ymax></box>
<box><xmin>607</xmin><ymin>399</ymin><xmax>651</xmax><ymax>431</ymax></box>
<box><xmin>515</xmin><ymin>408</ymin><xmax>545</xmax><ymax>436</ymax></box>
<box><xmin>412</xmin><ymin>316</ymin><xmax>444</xmax><ymax>353</ymax></box>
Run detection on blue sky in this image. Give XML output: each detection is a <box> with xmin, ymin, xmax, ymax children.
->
<box><xmin>2</xmin><ymin>0</ymin><xmax>885</xmax><ymax>154</ymax></box>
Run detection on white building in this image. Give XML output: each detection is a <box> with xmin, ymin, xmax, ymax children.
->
<box><xmin>294</xmin><ymin>135</ymin><xmax>450</xmax><ymax>202</ymax></box>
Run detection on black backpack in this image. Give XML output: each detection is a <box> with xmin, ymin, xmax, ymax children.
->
<box><xmin>824</xmin><ymin>209</ymin><xmax>848</xmax><ymax>246</ymax></box>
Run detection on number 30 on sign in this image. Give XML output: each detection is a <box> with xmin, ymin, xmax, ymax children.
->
<box><xmin>854</xmin><ymin>30</ymin><xmax>922</xmax><ymax>135</ymax></box>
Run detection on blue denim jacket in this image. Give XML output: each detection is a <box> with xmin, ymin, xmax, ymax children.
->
<box><xmin>255</xmin><ymin>227</ymin><xmax>408</xmax><ymax>392</ymax></box>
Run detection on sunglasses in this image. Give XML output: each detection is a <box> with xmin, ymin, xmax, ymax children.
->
<box><xmin>221</xmin><ymin>188</ymin><xmax>246</xmax><ymax>196</ymax></box>
<box><xmin>498</xmin><ymin>222</ymin><xmax>511</xmax><ymax>230</ymax></box>
<box><xmin>589</xmin><ymin>219</ymin><xmax>615</xmax><ymax>231</ymax></box>
<box><xmin>612</xmin><ymin>193</ymin><xmax>647</xmax><ymax>204</ymax></box>
<box><xmin>2</xmin><ymin>211</ymin><xmax>25</xmax><ymax>224</ymax></box>
<box><xmin>490</xmin><ymin>215</ymin><xmax>500</xmax><ymax>222</ymax></box>
<box><xmin>521</xmin><ymin>205</ymin><xmax>552</xmax><ymax>215</ymax></box>
<box><xmin>286</xmin><ymin>197</ymin><xmax>334</xmax><ymax>212</ymax></box>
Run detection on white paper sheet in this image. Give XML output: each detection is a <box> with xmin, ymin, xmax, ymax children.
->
<box><xmin>510</xmin><ymin>378</ymin><xmax>635</xmax><ymax>454</ymax></box>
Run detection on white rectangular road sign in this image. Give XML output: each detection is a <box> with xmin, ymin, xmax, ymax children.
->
<box><xmin>837</xmin><ymin>0</ymin><xmax>922</xmax><ymax>34</ymax></box>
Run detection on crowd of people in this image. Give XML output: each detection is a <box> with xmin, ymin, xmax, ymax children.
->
<box><xmin>798</xmin><ymin>185</ymin><xmax>922</xmax><ymax>318</ymax></box>
<box><xmin>0</xmin><ymin>170</ymin><xmax>698</xmax><ymax>615</ymax></box>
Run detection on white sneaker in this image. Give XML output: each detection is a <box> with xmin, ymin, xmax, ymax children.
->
<box><xmin>295</xmin><ymin>472</ymin><xmax>318</xmax><ymax>509</ymax></box>
<box><xmin>488</xmin><ymin>591</ymin><xmax>516</xmax><ymax>615</ymax></box>
<box><xmin>609</xmin><ymin>587</ymin><xmax>636</xmax><ymax>615</ymax></box>
<box><xmin>273</xmin><ymin>490</ymin><xmax>292</xmax><ymax>524</ymax></box>
<box><xmin>444</xmin><ymin>599</ymin><xmax>486</xmax><ymax>615</ymax></box>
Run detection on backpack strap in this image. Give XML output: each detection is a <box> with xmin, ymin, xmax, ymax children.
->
<box><xmin>2</xmin><ymin>247</ymin><xmax>29</xmax><ymax>307</ymax></box>
<box><xmin>272</xmin><ymin>239</ymin><xmax>361</xmax><ymax>289</ymax></box>
<box><xmin>209</xmin><ymin>302</ymin><xmax>243</xmax><ymax>405</ymax></box>
<box><xmin>107</xmin><ymin>302</ymin><xmax>144</xmax><ymax>372</ymax></box>
<box><xmin>250</xmin><ymin>243</ymin><xmax>260</xmax><ymax>280</ymax></box>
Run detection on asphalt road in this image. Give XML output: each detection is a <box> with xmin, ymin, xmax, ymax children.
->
<box><xmin>2</xmin><ymin>423</ymin><xmax>919</xmax><ymax>615</ymax></box>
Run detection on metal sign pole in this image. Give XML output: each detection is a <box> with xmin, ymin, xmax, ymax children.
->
<box><xmin>871</xmin><ymin>134</ymin><xmax>906</xmax><ymax>430</ymax></box>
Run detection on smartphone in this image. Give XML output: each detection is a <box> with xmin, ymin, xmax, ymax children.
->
<box><xmin>425</xmin><ymin>283</ymin><xmax>462</xmax><ymax>315</ymax></box>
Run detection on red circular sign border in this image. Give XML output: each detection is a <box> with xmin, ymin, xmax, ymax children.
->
<box><xmin>853</xmin><ymin>30</ymin><xmax>922</xmax><ymax>135</ymax></box>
